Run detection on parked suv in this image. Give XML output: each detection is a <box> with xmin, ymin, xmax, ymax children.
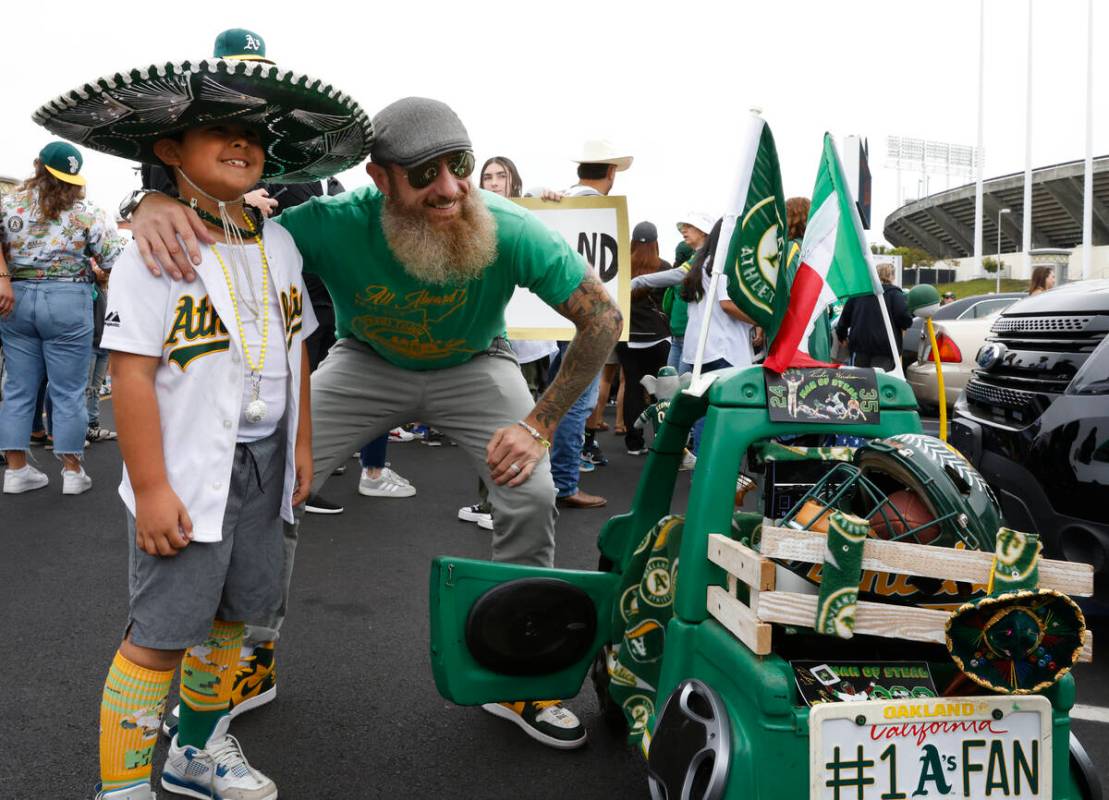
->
<box><xmin>951</xmin><ymin>279</ymin><xmax>1109</xmax><ymax>574</ymax></box>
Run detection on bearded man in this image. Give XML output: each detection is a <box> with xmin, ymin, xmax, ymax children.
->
<box><xmin>128</xmin><ymin>97</ymin><xmax>622</xmax><ymax>750</ymax></box>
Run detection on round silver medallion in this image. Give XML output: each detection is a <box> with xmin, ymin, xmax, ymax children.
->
<box><xmin>245</xmin><ymin>398</ymin><xmax>268</xmax><ymax>423</ymax></box>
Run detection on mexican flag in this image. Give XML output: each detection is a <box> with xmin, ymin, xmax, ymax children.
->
<box><xmin>763</xmin><ymin>134</ymin><xmax>882</xmax><ymax>373</ymax></box>
<box><xmin>718</xmin><ymin>116</ymin><xmax>787</xmax><ymax>332</ymax></box>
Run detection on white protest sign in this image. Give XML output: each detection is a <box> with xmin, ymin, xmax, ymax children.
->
<box><xmin>506</xmin><ymin>195</ymin><xmax>630</xmax><ymax>340</ymax></box>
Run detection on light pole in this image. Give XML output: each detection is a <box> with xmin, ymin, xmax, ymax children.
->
<box><xmin>996</xmin><ymin>207</ymin><xmax>1011</xmax><ymax>293</ymax></box>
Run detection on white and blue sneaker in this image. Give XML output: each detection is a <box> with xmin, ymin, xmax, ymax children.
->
<box><xmin>161</xmin><ymin>719</ymin><xmax>276</xmax><ymax>800</ymax></box>
<box><xmin>94</xmin><ymin>783</ymin><xmax>156</xmax><ymax>799</ymax></box>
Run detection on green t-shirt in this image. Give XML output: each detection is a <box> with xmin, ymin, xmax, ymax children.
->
<box><xmin>277</xmin><ymin>187</ymin><xmax>586</xmax><ymax>370</ymax></box>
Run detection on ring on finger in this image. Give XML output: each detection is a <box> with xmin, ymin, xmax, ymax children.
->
<box><xmin>509</xmin><ymin>463</ymin><xmax>521</xmax><ymax>474</ymax></box>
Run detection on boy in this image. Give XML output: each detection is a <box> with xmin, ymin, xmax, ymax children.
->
<box><xmin>32</xmin><ymin>36</ymin><xmax>372</xmax><ymax>800</ymax></box>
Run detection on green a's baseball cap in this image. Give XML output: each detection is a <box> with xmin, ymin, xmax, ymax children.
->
<box><xmin>213</xmin><ymin>28</ymin><xmax>274</xmax><ymax>63</ymax></box>
<box><xmin>38</xmin><ymin>141</ymin><xmax>85</xmax><ymax>186</ymax></box>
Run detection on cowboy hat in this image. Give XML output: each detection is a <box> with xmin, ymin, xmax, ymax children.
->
<box><xmin>573</xmin><ymin>139</ymin><xmax>632</xmax><ymax>171</ymax></box>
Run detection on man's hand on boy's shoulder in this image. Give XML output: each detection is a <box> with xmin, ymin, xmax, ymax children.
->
<box><xmin>134</xmin><ymin>484</ymin><xmax>193</xmax><ymax>557</ymax></box>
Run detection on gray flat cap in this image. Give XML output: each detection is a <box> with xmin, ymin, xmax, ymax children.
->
<box><xmin>370</xmin><ymin>97</ymin><xmax>472</xmax><ymax>168</ymax></box>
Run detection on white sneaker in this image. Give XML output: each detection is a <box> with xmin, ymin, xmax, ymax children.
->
<box><xmin>62</xmin><ymin>467</ymin><xmax>92</xmax><ymax>495</ymax></box>
<box><xmin>358</xmin><ymin>466</ymin><xmax>416</xmax><ymax>497</ymax></box>
<box><xmin>388</xmin><ymin>426</ymin><xmax>419</xmax><ymax>443</ymax></box>
<box><xmin>3</xmin><ymin>465</ymin><xmax>49</xmax><ymax>494</ymax></box>
<box><xmin>457</xmin><ymin>503</ymin><xmax>493</xmax><ymax>527</ymax></box>
<box><xmin>95</xmin><ymin>783</ymin><xmax>156</xmax><ymax>800</ymax></box>
<box><xmin>161</xmin><ymin>730</ymin><xmax>276</xmax><ymax>800</ymax></box>
<box><xmin>679</xmin><ymin>450</ymin><xmax>697</xmax><ymax>472</ymax></box>
<box><xmin>382</xmin><ymin>465</ymin><xmax>412</xmax><ymax>486</ymax></box>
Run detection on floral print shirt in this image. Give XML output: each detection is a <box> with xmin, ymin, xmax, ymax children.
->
<box><xmin>1</xmin><ymin>187</ymin><xmax>127</xmax><ymax>281</ymax></box>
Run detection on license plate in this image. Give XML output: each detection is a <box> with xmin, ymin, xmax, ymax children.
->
<box><xmin>809</xmin><ymin>696</ymin><xmax>1052</xmax><ymax>800</ymax></box>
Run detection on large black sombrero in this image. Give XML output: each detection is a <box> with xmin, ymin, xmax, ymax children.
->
<box><xmin>32</xmin><ymin>58</ymin><xmax>372</xmax><ymax>183</ymax></box>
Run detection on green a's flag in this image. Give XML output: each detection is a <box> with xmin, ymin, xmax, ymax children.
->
<box><xmin>718</xmin><ymin>116</ymin><xmax>788</xmax><ymax>335</ymax></box>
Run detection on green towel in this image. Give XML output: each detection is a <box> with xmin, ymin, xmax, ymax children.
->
<box><xmin>814</xmin><ymin>512</ymin><xmax>869</xmax><ymax>638</ymax></box>
<box><xmin>608</xmin><ymin>514</ymin><xmax>685</xmax><ymax>743</ymax></box>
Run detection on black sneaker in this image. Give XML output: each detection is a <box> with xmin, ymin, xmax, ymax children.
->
<box><xmin>582</xmin><ymin>441</ymin><xmax>608</xmax><ymax>467</ymax></box>
<box><xmin>305</xmin><ymin>493</ymin><xmax>344</xmax><ymax>514</ymax></box>
<box><xmin>421</xmin><ymin>429</ymin><xmax>446</xmax><ymax>446</ymax></box>
<box><xmin>481</xmin><ymin>700</ymin><xmax>587</xmax><ymax>749</ymax></box>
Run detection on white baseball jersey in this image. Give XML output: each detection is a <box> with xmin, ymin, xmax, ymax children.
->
<box><xmin>102</xmin><ymin>222</ymin><xmax>317</xmax><ymax>542</ymax></box>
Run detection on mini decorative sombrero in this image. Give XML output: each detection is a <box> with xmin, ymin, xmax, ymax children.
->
<box><xmin>946</xmin><ymin>528</ymin><xmax>1085</xmax><ymax>695</ymax></box>
<box><xmin>32</xmin><ymin>56</ymin><xmax>371</xmax><ymax>183</ymax></box>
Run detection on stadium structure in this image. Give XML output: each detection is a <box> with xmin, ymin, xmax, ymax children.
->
<box><xmin>883</xmin><ymin>155</ymin><xmax>1109</xmax><ymax>282</ymax></box>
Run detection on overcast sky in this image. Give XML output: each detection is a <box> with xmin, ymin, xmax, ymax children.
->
<box><xmin>2</xmin><ymin>0</ymin><xmax>1104</xmax><ymax>258</ymax></box>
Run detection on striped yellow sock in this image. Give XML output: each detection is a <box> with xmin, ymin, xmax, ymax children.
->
<box><xmin>99</xmin><ymin>651</ymin><xmax>175</xmax><ymax>792</ymax></box>
<box><xmin>178</xmin><ymin>619</ymin><xmax>244</xmax><ymax>747</ymax></box>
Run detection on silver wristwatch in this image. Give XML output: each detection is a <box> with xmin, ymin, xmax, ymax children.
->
<box><xmin>118</xmin><ymin>189</ymin><xmax>154</xmax><ymax>221</ymax></box>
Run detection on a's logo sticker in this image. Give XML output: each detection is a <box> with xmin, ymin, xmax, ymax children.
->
<box><xmin>243</xmin><ymin>34</ymin><xmax>262</xmax><ymax>51</ymax></box>
<box><xmin>623</xmin><ymin>619</ymin><xmax>665</xmax><ymax>663</ymax></box>
<box><xmin>642</xmin><ymin>557</ymin><xmax>674</xmax><ymax>607</ymax></box>
<box><xmin>622</xmin><ymin>695</ymin><xmax>655</xmax><ymax>734</ymax></box>
<box><xmin>620</xmin><ymin>585</ymin><xmax>639</xmax><ymax>623</ymax></box>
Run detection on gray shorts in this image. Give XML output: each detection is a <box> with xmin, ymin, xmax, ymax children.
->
<box><xmin>127</xmin><ymin>427</ymin><xmax>287</xmax><ymax>650</ymax></box>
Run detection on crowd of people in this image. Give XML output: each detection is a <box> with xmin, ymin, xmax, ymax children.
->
<box><xmin>0</xmin><ymin>26</ymin><xmax>1061</xmax><ymax>800</ymax></box>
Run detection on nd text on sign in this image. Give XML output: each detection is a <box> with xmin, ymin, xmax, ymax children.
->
<box><xmin>506</xmin><ymin>195</ymin><xmax>630</xmax><ymax>341</ymax></box>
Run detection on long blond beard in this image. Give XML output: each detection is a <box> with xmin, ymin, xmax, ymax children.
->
<box><xmin>381</xmin><ymin>190</ymin><xmax>498</xmax><ymax>285</ymax></box>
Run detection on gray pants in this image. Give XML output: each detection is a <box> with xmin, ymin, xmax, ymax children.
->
<box><xmin>245</xmin><ymin>337</ymin><xmax>558</xmax><ymax>644</ymax></box>
<box><xmin>130</xmin><ymin>428</ymin><xmax>286</xmax><ymax>650</ymax></box>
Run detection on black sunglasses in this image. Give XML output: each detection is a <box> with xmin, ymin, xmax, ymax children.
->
<box><xmin>406</xmin><ymin>151</ymin><xmax>476</xmax><ymax>189</ymax></box>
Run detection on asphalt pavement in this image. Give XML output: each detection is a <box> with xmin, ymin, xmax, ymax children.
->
<box><xmin>2</xmin><ymin>407</ymin><xmax>1105</xmax><ymax>799</ymax></box>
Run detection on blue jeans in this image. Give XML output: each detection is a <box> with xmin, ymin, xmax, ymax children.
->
<box><xmin>550</xmin><ymin>372</ymin><xmax>600</xmax><ymax>497</ymax></box>
<box><xmin>681</xmin><ymin>358</ymin><xmax>731</xmax><ymax>454</ymax></box>
<box><xmin>359</xmin><ymin>433</ymin><xmax>388</xmax><ymax>469</ymax></box>
<box><xmin>35</xmin><ymin>378</ymin><xmax>50</xmax><ymax>434</ymax></box>
<box><xmin>667</xmin><ymin>336</ymin><xmax>685</xmax><ymax>370</ymax></box>
<box><xmin>0</xmin><ymin>281</ymin><xmax>93</xmax><ymax>455</ymax></box>
<box><xmin>86</xmin><ymin>348</ymin><xmax>109</xmax><ymax>426</ymax></box>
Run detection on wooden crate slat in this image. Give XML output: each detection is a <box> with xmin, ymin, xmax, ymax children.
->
<box><xmin>707</xmin><ymin>586</ymin><xmax>773</xmax><ymax>655</ymax></box>
<box><xmin>759</xmin><ymin>525</ymin><xmax>1093</xmax><ymax>597</ymax></box>
<box><xmin>708</xmin><ymin>534</ymin><xmax>775</xmax><ymax>591</ymax></box>
<box><xmin>755</xmin><ymin>590</ymin><xmax>952</xmax><ymax>645</ymax></box>
<box><xmin>754</xmin><ymin>591</ymin><xmax>1093</xmax><ymax>661</ymax></box>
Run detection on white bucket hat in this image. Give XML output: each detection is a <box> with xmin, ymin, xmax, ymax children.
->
<box><xmin>677</xmin><ymin>212</ymin><xmax>715</xmax><ymax>236</ymax></box>
<box><xmin>573</xmin><ymin>139</ymin><xmax>633</xmax><ymax>171</ymax></box>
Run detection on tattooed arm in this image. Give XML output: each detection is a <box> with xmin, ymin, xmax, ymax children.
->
<box><xmin>486</xmin><ymin>273</ymin><xmax>622</xmax><ymax>486</ymax></box>
<box><xmin>532</xmin><ymin>273</ymin><xmax>622</xmax><ymax>431</ymax></box>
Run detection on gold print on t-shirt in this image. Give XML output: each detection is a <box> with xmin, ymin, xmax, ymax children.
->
<box><xmin>350</xmin><ymin>283</ymin><xmax>475</xmax><ymax>360</ymax></box>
